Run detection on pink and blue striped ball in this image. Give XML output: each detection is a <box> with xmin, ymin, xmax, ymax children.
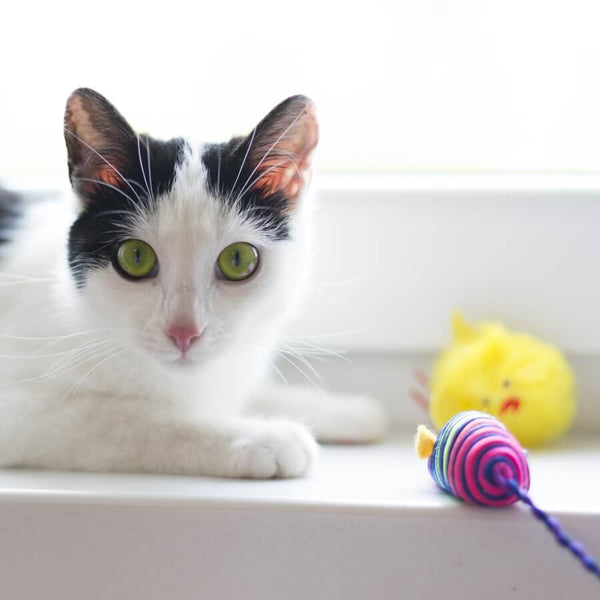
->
<box><xmin>428</xmin><ymin>411</ymin><xmax>530</xmax><ymax>506</ymax></box>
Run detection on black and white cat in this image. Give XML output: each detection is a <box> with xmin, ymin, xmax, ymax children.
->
<box><xmin>0</xmin><ymin>89</ymin><xmax>386</xmax><ymax>478</ymax></box>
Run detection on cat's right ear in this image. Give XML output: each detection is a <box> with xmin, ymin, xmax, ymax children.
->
<box><xmin>64</xmin><ymin>88</ymin><xmax>137</xmax><ymax>202</ymax></box>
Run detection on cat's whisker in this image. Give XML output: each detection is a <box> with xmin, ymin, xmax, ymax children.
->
<box><xmin>73</xmin><ymin>177</ymin><xmax>137</xmax><ymax>208</ymax></box>
<box><xmin>216</xmin><ymin>146</ymin><xmax>222</xmax><ymax>194</ymax></box>
<box><xmin>239</xmin><ymin>338</ymin><xmax>322</xmax><ymax>381</ymax></box>
<box><xmin>241</xmin><ymin>336</ymin><xmax>347</xmax><ymax>368</ymax></box>
<box><xmin>4</xmin><ymin>339</ymin><xmax>114</xmax><ymax>387</ymax></box>
<box><xmin>136</xmin><ymin>134</ymin><xmax>152</xmax><ymax>202</ymax></box>
<box><xmin>268</xmin><ymin>359</ymin><xmax>289</xmax><ymax>386</ymax></box>
<box><xmin>282</xmin><ymin>330</ymin><xmax>362</xmax><ymax>340</ymax></box>
<box><xmin>237</xmin><ymin>148</ymin><xmax>303</xmax><ymax>204</ymax></box>
<box><xmin>30</xmin><ymin>330</ymin><xmax>109</xmax><ymax>356</ymax></box>
<box><xmin>64</xmin><ymin>129</ymin><xmax>143</xmax><ymax>204</ymax></box>
<box><xmin>0</xmin><ymin>329</ymin><xmax>107</xmax><ymax>342</ymax></box>
<box><xmin>125</xmin><ymin>178</ymin><xmax>149</xmax><ymax>196</ymax></box>
<box><xmin>72</xmin><ymin>177</ymin><xmax>150</xmax><ymax>230</ymax></box>
<box><xmin>36</xmin><ymin>339</ymin><xmax>114</xmax><ymax>380</ymax></box>
<box><xmin>227</xmin><ymin>125</ymin><xmax>257</xmax><ymax>205</ymax></box>
<box><xmin>274</xmin><ymin>349</ymin><xmax>322</xmax><ymax>389</ymax></box>
<box><xmin>0</xmin><ymin>279</ymin><xmax>55</xmax><ymax>287</ymax></box>
<box><xmin>0</xmin><ymin>272</ymin><xmax>54</xmax><ymax>282</ymax></box>
<box><xmin>279</xmin><ymin>341</ymin><xmax>350</xmax><ymax>363</ymax></box>
<box><xmin>233</xmin><ymin>160</ymin><xmax>288</xmax><ymax>207</ymax></box>
<box><xmin>93</xmin><ymin>209</ymin><xmax>139</xmax><ymax>219</ymax></box>
<box><xmin>0</xmin><ymin>341</ymin><xmax>109</xmax><ymax>359</ymax></box>
<box><xmin>288</xmin><ymin>344</ymin><xmax>350</xmax><ymax>361</ymax></box>
<box><xmin>145</xmin><ymin>137</ymin><xmax>154</xmax><ymax>206</ymax></box>
<box><xmin>59</xmin><ymin>348</ymin><xmax>127</xmax><ymax>404</ymax></box>
<box><xmin>278</xmin><ymin>347</ymin><xmax>324</xmax><ymax>382</ymax></box>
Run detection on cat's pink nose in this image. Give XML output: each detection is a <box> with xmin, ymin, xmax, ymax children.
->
<box><xmin>166</xmin><ymin>325</ymin><xmax>201</xmax><ymax>354</ymax></box>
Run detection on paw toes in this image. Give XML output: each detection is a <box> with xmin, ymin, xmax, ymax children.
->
<box><xmin>234</xmin><ymin>422</ymin><xmax>318</xmax><ymax>479</ymax></box>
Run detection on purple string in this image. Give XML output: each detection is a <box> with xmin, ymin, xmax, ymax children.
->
<box><xmin>497</xmin><ymin>474</ymin><xmax>600</xmax><ymax>580</ymax></box>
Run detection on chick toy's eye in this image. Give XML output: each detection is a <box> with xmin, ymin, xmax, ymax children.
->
<box><xmin>216</xmin><ymin>242</ymin><xmax>260</xmax><ymax>281</ymax></box>
<box><xmin>114</xmin><ymin>239</ymin><xmax>158</xmax><ymax>280</ymax></box>
<box><xmin>502</xmin><ymin>379</ymin><xmax>511</xmax><ymax>388</ymax></box>
<box><xmin>482</xmin><ymin>398</ymin><xmax>491</xmax><ymax>408</ymax></box>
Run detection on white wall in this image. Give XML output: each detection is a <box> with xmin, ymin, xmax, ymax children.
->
<box><xmin>2</xmin><ymin>1</ymin><xmax>600</xmax><ymax>175</ymax></box>
<box><xmin>287</xmin><ymin>174</ymin><xmax>600</xmax><ymax>355</ymax></box>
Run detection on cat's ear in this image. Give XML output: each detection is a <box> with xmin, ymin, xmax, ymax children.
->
<box><xmin>243</xmin><ymin>95</ymin><xmax>318</xmax><ymax>208</ymax></box>
<box><xmin>64</xmin><ymin>88</ymin><xmax>136</xmax><ymax>199</ymax></box>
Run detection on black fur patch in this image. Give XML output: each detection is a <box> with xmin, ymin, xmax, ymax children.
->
<box><xmin>201</xmin><ymin>94</ymin><xmax>317</xmax><ymax>241</ymax></box>
<box><xmin>0</xmin><ymin>187</ymin><xmax>22</xmax><ymax>246</ymax></box>
<box><xmin>202</xmin><ymin>139</ymin><xmax>290</xmax><ymax>241</ymax></box>
<box><xmin>68</xmin><ymin>137</ymin><xmax>186</xmax><ymax>286</ymax></box>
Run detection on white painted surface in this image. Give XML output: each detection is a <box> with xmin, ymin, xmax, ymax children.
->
<box><xmin>291</xmin><ymin>174</ymin><xmax>600</xmax><ymax>354</ymax></box>
<box><xmin>1</xmin><ymin>435</ymin><xmax>599</xmax><ymax>599</ymax></box>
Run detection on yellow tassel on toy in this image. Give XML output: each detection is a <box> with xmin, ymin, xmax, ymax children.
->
<box><xmin>427</xmin><ymin>313</ymin><xmax>576</xmax><ymax>447</ymax></box>
<box><xmin>415</xmin><ymin>425</ymin><xmax>436</xmax><ymax>459</ymax></box>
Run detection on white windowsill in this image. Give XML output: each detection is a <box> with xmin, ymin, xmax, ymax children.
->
<box><xmin>2</xmin><ymin>432</ymin><xmax>599</xmax><ymax>599</ymax></box>
<box><xmin>1</xmin><ymin>431</ymin><xmax>598</xmax><ymax>513</ymax></box>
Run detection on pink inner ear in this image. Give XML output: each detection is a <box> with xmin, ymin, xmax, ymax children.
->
<box><xmin>255</xmin><ymin>157</ymin><xmax>308</xmax><ymax>201</ymax></box>
<box><xmin>252</xmin><ymin>105</ymin><xmax>318</xmax><ymax>208</ymax></box>
<box><xmin>97</xmin><ymin>163</ymin><xmax>123</xmax><ymax>187</ymax></box>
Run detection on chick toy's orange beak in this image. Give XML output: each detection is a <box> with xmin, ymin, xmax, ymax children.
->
<box><xmin>500</xmin><ymin>397</ymin><xmax>521</xmax><ymax>414</ymax></box>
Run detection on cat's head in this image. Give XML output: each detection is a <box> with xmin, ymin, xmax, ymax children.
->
<box><xmin>64</xmin><ymin>88</ymin><xmax>318</xmax><ymax>369</ymax></box>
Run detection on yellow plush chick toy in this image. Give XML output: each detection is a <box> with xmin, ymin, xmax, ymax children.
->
<box><xmin>429</xmin><ymin>313</ymin><xmax>575</xmax><ymax>447</ymax></box>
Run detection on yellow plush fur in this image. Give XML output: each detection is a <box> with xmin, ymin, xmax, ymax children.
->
<box><xmin>429</xmin><ymin>314</ymin><xmax>575</xmax><ymax>447</ymax></box>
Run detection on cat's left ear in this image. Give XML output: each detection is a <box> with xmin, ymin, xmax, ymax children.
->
<box><xmin>64</xmin><ymin>88</ymin><xmax>137</xmax><ymax>200</ymax></box>
<box><xmin>243</xmin><ymin>95</ymin><xmax>318</xmax><ymax>208</ymax></box>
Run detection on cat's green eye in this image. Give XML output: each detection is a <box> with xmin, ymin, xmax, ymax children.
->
<box><xmin>114</xmin><ymin>239</ymin><xmax>158</xmax><ymax>279</ymax></box>
<box><xmin>216</xmin><ymin>242</ymin><xmax>260</xmax><ymax>281</ymax></box>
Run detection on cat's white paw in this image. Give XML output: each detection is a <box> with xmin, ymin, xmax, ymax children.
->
<box><xmin>231</xmin><ymin>420</ymin><xmax>318</xmax><ymax>479</ymax></box>
<box><xmin>311</xmin><ymin>393</ymin><xmax>389</xmax><ymax>444</ymax></box>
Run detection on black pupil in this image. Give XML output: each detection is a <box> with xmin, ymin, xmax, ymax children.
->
<box><xmin>232</xmin><ymin>249</ymin><xmax>240</xmax><ymax>267</ymax></box>
<box><xmin>134</xmin><ymin>247</ymin><xmax>141</xmax><ymax>264</ymax></box>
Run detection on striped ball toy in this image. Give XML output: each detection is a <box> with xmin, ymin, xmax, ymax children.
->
<box><xmin>420</xmin><ymin>410</ymin><xmax>529</xmax><ymax>506</ymax></box>
<box><xmin>416</xmin><ymin>411</ymin><xmax>600</xmax><ymax>580</ymax></box>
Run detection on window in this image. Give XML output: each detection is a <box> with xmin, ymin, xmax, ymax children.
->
<box><xmin>2</xmin><ymin>0</ymin><xmax>600</xmax><ymax>176</ymax></box>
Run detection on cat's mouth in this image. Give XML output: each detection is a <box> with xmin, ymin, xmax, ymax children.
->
<box><xmin>145</xmin><ymin>346</ymin><xmax>202</xmax><ymax>369</ymax></box>
<box><xmin>172</xmin><ymin>354</ymin><xmax>198</xmax><ymax>367</ymax></box>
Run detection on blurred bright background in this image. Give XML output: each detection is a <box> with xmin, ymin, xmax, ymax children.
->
<box><xmin>2</xmin><ymin>1</ymin><xmax>600</xmax><ymax>176</ymax></box>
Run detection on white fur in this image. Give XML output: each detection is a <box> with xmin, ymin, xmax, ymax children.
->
<box><xmin>0</xmin><ymin>145</ymin><xmax>386</xmax><ymax>478</ymax></box>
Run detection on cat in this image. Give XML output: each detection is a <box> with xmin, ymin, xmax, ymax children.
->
<box><xmin>0</xmin><ymin>89</ymin><xmax>387</xmax><ymax>478</ymax></box>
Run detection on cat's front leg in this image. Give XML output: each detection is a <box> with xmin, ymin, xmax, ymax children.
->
<box><xmin>0</xmin><ymin>395</ymin><xmax>318</xmax><ymax>479</ymax></box>
<box><xmin>248</xmin><ymin>385</ymin><xmax>389</xmax><ymax>444</ymax></box>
